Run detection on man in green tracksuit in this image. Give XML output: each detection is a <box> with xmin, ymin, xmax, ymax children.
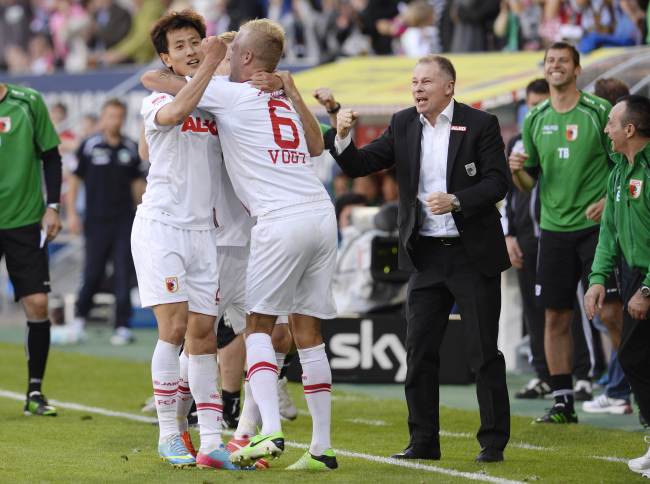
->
<box><xmin>585</xmin><ymin>94</ymin><xmax>650</xmax><ymax>477</ymax></box>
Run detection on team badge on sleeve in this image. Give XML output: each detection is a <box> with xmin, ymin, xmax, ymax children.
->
<box><xmin>629</xmin><ymin>179</ymin><xmax>643</xmax><ymax>199</ymax></box>
<box><xmin>565</xmin><ymin>124</ymin><xmax>578</xmax><ymax>141</ymax></box>
<box><xmin>165</xmin><ymin>277</ymin><xmax>179</xmax><ymax>293</ymax></box>
<box><xmin>0</xmin><ymin>117</ymin><xmax>11</xmax><ymax>133</ymax></box>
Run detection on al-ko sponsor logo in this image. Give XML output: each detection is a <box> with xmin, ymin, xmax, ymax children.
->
<box><xmin>328</xmin><ymin>319</ymin><xmax>407</xmax><ymax>382</ymax></box>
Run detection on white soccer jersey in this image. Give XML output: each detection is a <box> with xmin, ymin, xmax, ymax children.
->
<box><xmin>139</xmin><ymin>92</ymin><xmax>222</xmax><ymax>230</ymax></box>
<box><xmin>197</xmin><ymin>76</ymin><xmax>330</xmax><ymax>217</ymax></box>
<box><xmin>214</xmin><ymin>161</ymin><xmax>255</xmax><ymax>247</ymax></box>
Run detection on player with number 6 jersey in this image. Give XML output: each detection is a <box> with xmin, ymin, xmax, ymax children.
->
<box><xmin>193</xmin><ymin>19</ymin><xmax>337</xmax><ymax>471</ymax></box>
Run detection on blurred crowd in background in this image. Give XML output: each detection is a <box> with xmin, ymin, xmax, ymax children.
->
<box><xmin>2</xmin><ymin>0</ymin><xmax>649</xmax><ymax>74</ymax></box>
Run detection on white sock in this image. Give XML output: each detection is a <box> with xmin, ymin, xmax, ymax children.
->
<box><xmin>299</xmin><ymin>343</ymin><xmax>332</xmax><ymax>455</ymax></box>
<box><xmin>275</xmin><ymin>352</ymin><xmax>286</xmax><ymax>372</ymax></box>
<box><xmin>188</xmin><ymin>354</ymin><xmax>223</xmax><ymax>453</ymax></box>
<box><xmin>234</xmin><ymin>379</ymin><xmax>260</xmax><ymax>440</ymax></box>
<box><xmin>246</xmin><ymin>333</ymin><xmax>281</xmax><ymax>435</ymax></box>
<box><xmin>177</xmin><ymin>351</ymin><xmax>193</xmax><ymax>433</ymax></box>
<box><xmin>151</xmin><ymin>340</ymin><xmax>181</xmax><ymax>442</ymax></box>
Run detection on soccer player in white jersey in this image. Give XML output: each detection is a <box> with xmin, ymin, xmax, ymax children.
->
<box><xmin>143</xmin><ymin>19</ymin><xmax>338</xmax><ymax>471</ymax></box>
<box><xmin>132</xmin><ymin>11</ymin><xmax>244</xmax><ymax>470</ymax></box>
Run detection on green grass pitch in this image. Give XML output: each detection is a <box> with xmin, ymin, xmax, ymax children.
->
<box><xmin>0</xmin><ymin>342</ymin><xmax>647</xmax><ymax>483</ymax></box>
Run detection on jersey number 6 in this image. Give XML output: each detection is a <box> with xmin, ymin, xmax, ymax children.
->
<box><xmin>268</xmin><ymin>99</ymin><xmax>300</xmax><ymax>150</ymax></box>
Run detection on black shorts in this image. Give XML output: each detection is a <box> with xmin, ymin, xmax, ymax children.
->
<box><xmin>537</xmin><ymin>226</ymin><xmax>619</xmax><ymax>310</ymax></box>
<box><xmin>0</xmin><ymin>223</ymin><xmax>50</xmax><ymax>301</ymax></box>
<box><xmin>216</xmin><ymin>315</ymin><xmax>238</xmax><ymax>349</ymax></box>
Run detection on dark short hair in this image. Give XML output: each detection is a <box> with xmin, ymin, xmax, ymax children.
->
<box><xmin>335</xmin><ymin>193</ymin><xmax>368</xmax><ymax>221</ymax></box>
<box><xmin>102</xmin><ymin>98</ymin><xmax>126</xmax><ymax>113</ymax></box>
<box><xmin>526</xmin><ymin>78</ymin><xmax>549</xmax><ymax>96</ymax></box>
<box><xmin>544</xmin><ymin>41</ymin><xmax>580</xmax><ymax>67</ymax></box>
<box><xmin>150</xmin><ymin>9</ymin><xmax>206</xmax><ymax>55</ymax></box>
<box><xmin>619</xmin><ymin>95</ymin><xmax>650</xmax><ymax>138</ymax></box>
<box><xmin>594</xmin><ymin>78</ymin><xmax>629</xmax><ymax>106</ymax></box>
<box><xmin>417</xmin><ymin>54</ymin><xmax>456</xmax><ymax>82</ymax></box>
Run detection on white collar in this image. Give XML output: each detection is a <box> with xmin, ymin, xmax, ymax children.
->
<box><xmin>419</xmin><ymin>98</ymin><xmax>455</xmax><ymax>127</ymax></box>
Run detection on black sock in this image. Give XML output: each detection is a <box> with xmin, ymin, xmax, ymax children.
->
<box><xmin>222</xmin><ymin>389</ymin><xmax>241</xmax><ymax>420</ymax></box>
<box><xmin>26</xmin><ymin>320</ymin><xmax>51</xmax><ymax>395</ymax></box>
<box><xmin>279</xmin><ymin>351</ymin><xmax>298</xmax><ymax>379</ymax></box>
<box><xmin>550</xmin><ymin>374</ymin><xmax>574</xmax><ymax>409</ymax></box>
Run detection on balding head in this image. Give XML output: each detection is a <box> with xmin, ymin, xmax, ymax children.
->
<box><xmin>230</xmin><ymin>19</ymin><xmax>285</xmax><ymax>82</ymax></box>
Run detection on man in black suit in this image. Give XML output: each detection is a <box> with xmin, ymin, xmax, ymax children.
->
<box><xmin>324</xmin><ymin>55</ymin><xmax>511</xmax><ymax>463</ymax></box>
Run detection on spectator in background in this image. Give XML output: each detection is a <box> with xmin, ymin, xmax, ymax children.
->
<box><xmin>575</xmin><ymin>0</ymin><xmax>641</xmax><ymax>53</ymax></box>
<box><xmin>450</xmin><ymin>0</ymin><xmax>501</xmax><ymax>52</ymax></box>
<box><xmin>99</xmin><ymin>0</ymin><xmax>168</xmax><ymax>66</ymax></box>
<box><xmin>360</xmin><ymin>0</ymin><xmax>400</xmax><ymax>55</ymax></box>
<box><xmin>0</xmin><ymin>0</ymin><xmax>31</xmax><ymax>69</ymax></box>
<box><xmin>28</xmin><ymin>33</ymin><xmax>56</xmax><ymax>74</ymax></box>
<box><xmin>494</xmin><ymin>0</ymin><xmax>542</xmax><ymax>51</ymax></box>
<box><xmin>353</xmin><ymin>173</ymin><xmax>383</xmax><ymax>205</ymax></box>
<box><xmin>87</xmin><ymin>0</ymin><xmax>132</xmax><ymax>53</ymax></box>
<box><xmin>48</xmin><ymin>0</ymin><xmax>91</xmax><ymax>72</ymax></box>
<box><xmin>4</xmin><ymin>44</ymin><xmax>31</xmax><ymax>73</ymax></box>
<box><xmin>399</xmin><ymin>0</ymin><xmax>437</xmax><ymax>57</ymax></box>
<box><xmin>376</xmin><ymin>0</ymin><xmax>436</xmax><ymax>57</ymax></box>
<box><xmin>58</xmin><ymin>99</ymin><xmax>144</xmax><ymax>346</ymax></box>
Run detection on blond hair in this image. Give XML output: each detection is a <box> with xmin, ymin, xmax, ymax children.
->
<box><xmin>218</xmin><ymin>30</ymin><xmax>237</xmax><ymax>44</ymax></box>
<box><xmin>239</xmin><ymin>18</ymin><xmax>285</xmax><ymax>71</ymax></box>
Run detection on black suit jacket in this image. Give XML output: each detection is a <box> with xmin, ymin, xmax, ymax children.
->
<box><xmin>325</xmin><ymin>101</ymin><xmax>511</xmax><ymax>277</ymax></box>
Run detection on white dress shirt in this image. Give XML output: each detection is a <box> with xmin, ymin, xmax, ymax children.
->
<box><xmin>334</xmin><ymin>99</ymin><xmax>459</xmax><ymax>237</ymax></box>
<box><xmin>418</xmin><ymin>99</ymin><xmax>459</xmax><ymax>237</ymax></box>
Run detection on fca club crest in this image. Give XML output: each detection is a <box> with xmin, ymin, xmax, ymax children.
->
<box><xmin>629</xmin><ymin>179</ymin><xmax>643</xmax><ymax>199</ymax></box>
<box><xmin>0</xmin><ymin>117</ymin><xmax>11</xmax><ymax>133</ymax></box>
<box><xmin>565</xmin><ymin>124</ymin><xmax>578</xmax><ymax>141</ymax></box>
<box><xmin>165</xmin><ymin>277</ymin><xmax>179</xmax><ymax>293</ymax></box>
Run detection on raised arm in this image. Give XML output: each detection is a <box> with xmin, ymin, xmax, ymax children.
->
<box><xmin>313</xmin><ymin>87</ymin><xmax>340</xmax><ymax>129</ymax></box>
<box><xmin>322</xmin><ymin>108</ymin><xmax>396</xmax><ymax>178</ymax></box>
<box><xmin>275</xmin><ymin>71</ymin><xmax>324</xmax><ymax>157</ymax></box>
<box><xmin>146</xmin><ymin>37</ymin><xmax>227</xmax><ymax>126</ymax></box>
<box><xmin>141</xmin><ymin>69</ymin><xmax>187</xmax><ymax>96</ymax></box>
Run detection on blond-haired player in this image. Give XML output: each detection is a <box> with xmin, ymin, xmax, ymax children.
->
<box><xmin>143</xmin><ymin>19</ymin><xmax>338</xmax><ymax>470</ymax></box>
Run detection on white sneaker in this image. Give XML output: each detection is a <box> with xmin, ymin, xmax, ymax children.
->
<box><xmin>573</xmin><ymin>379</ymin><xmax>593</xmax><ymax>401</ymax></box>
<box><xmin>51</xmin><ymin>318</ymin><xmax>87</xmax><ymax>345</ymax></box>
<box><xmin>141</xmin><ymin>395</ymin><xmax>156</xmax><ymax>413</ymax></box>
<box><xmin>628</xmin><ymin>436</ymin><xmax>650</xmax><ymax>473</ymax></box>
<box><xmin>278</xmin><ymin>376</ymin><xmax>297</xmax><ymax>421</ymax></box>
<box><xmin>110</xmin><ymin>327</ymin><xmax>135</xmax><ymax>346</ymax></box>
<box><xmin>582</xmin><ymin>393</ymin><xmax>633</xmax><ymax>415</ymax></box>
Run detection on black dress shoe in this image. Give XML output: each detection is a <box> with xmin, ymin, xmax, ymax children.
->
<box><xmin>391</xmin><ymin>446</ymin><xmax>441</xmax><ymax>460</ymax></box>
<box><xmin>475</xmin><ymin>448</ymin><xmax>504</xmax><ymax>463</ymax></box>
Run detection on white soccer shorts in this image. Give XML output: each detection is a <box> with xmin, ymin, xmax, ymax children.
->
<box><xmin>131</xmin><ymin>216</ymin><xmax>219</xmax><ymax>316</ymax></box>
<box><xmin>246</xmin><ymin>202</ymin><xmax>337</xmax><ymax>319</ymax></box>
<box><xmin>217</xmin><ymin>244</ymin><xmax>249</xmax><ymax>334</ymax></box>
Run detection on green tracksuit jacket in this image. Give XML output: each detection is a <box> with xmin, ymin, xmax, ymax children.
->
<box><xmin>589</xmin><ymin>142</ymin><xmax>650</xmax><ymax>288</ymax></box>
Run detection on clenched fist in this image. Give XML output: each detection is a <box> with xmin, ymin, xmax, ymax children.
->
<box><xmin>201</xmin><ymin>36</ymin><xmax>227</xmax><ymax>70</ymax></box>
<box><xmin>337</xmin><ymin>108</ymin><xmax>359</xmax><ymax>139</ymax></box>
<box><xmin>313</xmin><ymin>88</ymin><xmax>337</xmax><ymax>111</ymax></box>
<box><xmin>426</xmin><ymin>192</ymin><xmax>454</xmax><ymax>215</ymax></box>
<box><xmin>508</xmin><ymin>151</ymin><xmax>528</xmax><ymax>173</ymax></box>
